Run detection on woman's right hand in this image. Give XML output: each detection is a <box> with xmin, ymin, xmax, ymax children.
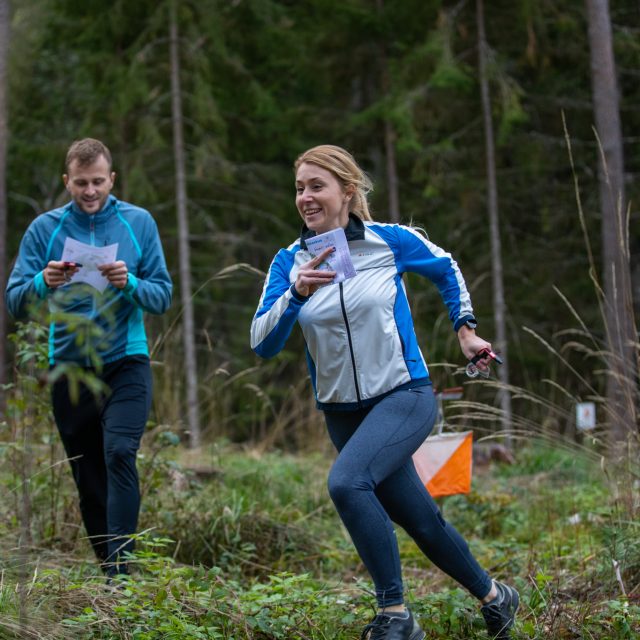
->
<box><xmin>295</xmin><ymin>247</ymin><xmax>336</xmax><ymax>297</ymax></box>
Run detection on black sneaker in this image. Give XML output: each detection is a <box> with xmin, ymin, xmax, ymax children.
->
<box><xmin>360</xmin><ymin>608</ymin><xmax>426</xmax><ymax>640</ymax></box>
<box><xmin>480</xmin><ymin>581</ymin><xmax>519</xmax><ymax>639</ymax></box>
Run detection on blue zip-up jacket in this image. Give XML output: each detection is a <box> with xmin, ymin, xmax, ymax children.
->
<box><xmin>6</xmin><ymin>195</ymin><xmax>172</xmax><ymax>365</ymax></box>
<box><xmin>250</xmin><ymin>215</ymin><xmax>476</xmax><ymax>411</ymax></box>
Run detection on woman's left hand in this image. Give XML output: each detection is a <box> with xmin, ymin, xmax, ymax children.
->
<box><xmin>457</xmin><ymin>325</ymin><xmax>493</xmax><ymax>371</ymax></box>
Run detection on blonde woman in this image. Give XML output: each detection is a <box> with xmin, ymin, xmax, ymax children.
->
<box><xmin>251</xmin><ymin>145</ymin><xmax>518</xmax><ymax>640</ymax></box>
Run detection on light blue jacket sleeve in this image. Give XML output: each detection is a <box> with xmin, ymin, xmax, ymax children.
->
<box><xmin>122</xmin><ymin>215</ymin><xmax>172</xmax><ymax>314</ymax></box>
<box><xmin>250</xmin><ymin>249</ymin><xmax>308</xmax><ymax>358</ymax></box>
<box><xmin>394</xmin><ymin>226</ymin><xmax>475</xmax><ymax>330</ymax></box>
<box><xmin>5</xmin><ymin>221</ymin><xmax>50</xmax><ymax>319</ymax></box>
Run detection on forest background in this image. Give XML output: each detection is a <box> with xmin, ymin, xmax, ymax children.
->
<box><xmin>0</xmin><ymin>0</ymin><xmax>639</xmax><ymax>638</ymax></box>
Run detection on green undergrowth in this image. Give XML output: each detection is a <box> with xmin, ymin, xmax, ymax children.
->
<box><xmin>137</xmin><ymin>442</ymin><xmax>353</xmax><ymax>577</ymax></box>
<box><xmin>0</xmin><ymin>438</ymin><xmax>638</xmax><ymax>639</ymax></box>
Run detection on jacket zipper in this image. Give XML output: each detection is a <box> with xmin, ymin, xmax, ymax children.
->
<box><xmin>88</xmin><ymin>216</ymin><xmax>97</xmax><ymax>367</ymax></box>
<box><xmin>339</xmin><ymin>282</ymin><xmax>362</xmax><ymax>405</ymax></box>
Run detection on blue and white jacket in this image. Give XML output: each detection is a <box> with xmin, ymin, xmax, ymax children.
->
<box><xmin>251</xmin><ymin>214</ymin><xmax>476</xmax><ymax>411</ymax></box>
<box><xmin>6</xmin><ymin>195</ymin><xmax>172</xmax><ymax>366</ymax></box>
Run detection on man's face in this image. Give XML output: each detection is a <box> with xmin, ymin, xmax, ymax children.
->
<box><xmin>63</xmin><ymin>155</ymin><xmax>115</xmax><ymax>214</ymax></box>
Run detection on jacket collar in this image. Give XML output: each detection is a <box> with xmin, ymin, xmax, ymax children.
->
<box><xmin>68</xmin><ymin>194</ymin><xmax>117</xmax><ymax>221</ymax></box>
<box><xmin>300</xmin><ymin>213</ymin><xmax>365</xmax><ymax>249</ymax></box>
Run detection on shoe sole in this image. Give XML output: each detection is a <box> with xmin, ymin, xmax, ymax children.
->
<box><xmin>508</xmin><ymin>585</ymin><xmax>520</xmax><ymax>622</ymax></box>
<box><xmin>361</xmin><ymin>624</ymin><xmax>426</xmax><ymax>640</ymax></box>
<box><xmin>497</xmin><ymin>586</ymin><xmax>520</xmax><ymax>639</ymax></box>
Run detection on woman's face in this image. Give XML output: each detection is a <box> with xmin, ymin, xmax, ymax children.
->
<box><xmin>295</xmin><ymin>162</ymin><xmax>352</xmax><ymax>234</ymax></box>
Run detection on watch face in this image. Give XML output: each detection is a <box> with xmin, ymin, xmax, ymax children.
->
<box><xmin>466</xmin><ymin>320</ymin><xmax>477</xmax><ymax>329</ymax></box>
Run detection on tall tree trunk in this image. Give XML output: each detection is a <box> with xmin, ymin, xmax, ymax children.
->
<box><xmin>383</xmin><ymin>120</ymin><xmax>400</xmax><ymax>223</ymax></box>
<box><xmin>376</xmin><ymin>0</ymin><xmax>400</xmax><ymax>223</ymax></box>
<box><xmin>585</xmin><ymin>0</ymin><xmax>638</xmax><ymax>442</ymax></box>
<box><xmin>0</xmin><ymin>0</ymin><xmax>9</xmax><ymax>408</ymax></box>
<box><xmin>170</xmin><ymin>0</ymin><xmax>201</xmax><ymax>447</ymax></box>
<box><xmin>476</xmin><ymin>0</ymin><xmax>512</xmax><ymax>441</ymax></box>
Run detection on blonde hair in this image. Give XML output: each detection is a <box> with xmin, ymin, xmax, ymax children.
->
<box><xmin>294</xmin><ymin>145</ymin><xmax>373</xmax><ymax>221</ymax></box>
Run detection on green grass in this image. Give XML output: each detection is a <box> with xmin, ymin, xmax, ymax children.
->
<box><xmin>0</xmin><ymin>437</ymin><xmax>638</xmax><ymax>639</ymax></box>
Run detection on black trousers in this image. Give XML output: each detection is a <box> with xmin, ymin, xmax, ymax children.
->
<box><xmin>51</xmin><ymin>355</ymin><xmax>152</xmax><ymax>574</ymax></box>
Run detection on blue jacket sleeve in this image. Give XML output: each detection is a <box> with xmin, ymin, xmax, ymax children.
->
<box><xmin>5</xmin><ymin>221</ymin><xmax>50</xmax><ymax>319</ymax></box>
<box><xmin>394</xmin><ymin>226</ymin><xmax>475</xmax><ymax>331</ymax></box>
<box><xmin>122</xmin><ymin>215</ymin><xmax>172</xmax><ymax>314</ymax></box>
<box><xmin>250</xmin><ymin>249</ymin><xmax>308</xmax><ymax>358</ymax></box>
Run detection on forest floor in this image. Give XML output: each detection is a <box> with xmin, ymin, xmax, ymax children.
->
<box><xmin>0</xmin><ymin>437</ymin><xmax>638</xmax><ymax>639</ymax></box>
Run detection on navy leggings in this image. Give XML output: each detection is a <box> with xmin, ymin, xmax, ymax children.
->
<box><xmin>325</xmin><ymin>385</ymin><xmax>492</xmax><ymax>608</ymax></box>
<box><xmin>52</xmin><ymin>355</ymin><xmax>152</xmax><ymax>574</ymax></box>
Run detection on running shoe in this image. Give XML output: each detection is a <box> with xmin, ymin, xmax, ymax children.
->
<box><xmin>360</xmin><ymin>608</ymin><xmax>426</xmax><ymax>640</ymax></box>
<box><xmin>480</xmin><ymin>581</ymin><xmax>520</xmax><ymax>639</ymax></box>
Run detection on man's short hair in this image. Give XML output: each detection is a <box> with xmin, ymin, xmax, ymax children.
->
<box><xmin>65</xmin><ymin>138</ymin><xmax>113</xmax><ymax>172</ymax></box>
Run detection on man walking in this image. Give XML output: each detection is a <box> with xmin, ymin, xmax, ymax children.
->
<box><xmin>6</xmin><ymin>138</ymin><xmax>172</xmax><ymax>577</ymax></box>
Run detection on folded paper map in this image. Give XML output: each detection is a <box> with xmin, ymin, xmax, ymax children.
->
<box><xmin>305</xmin><ymin>227</ymin><xmax>356</xmax><ymax>284</ymax></box>
<box><xmin>61</xmin><ymin>237</ymin><xmax>119</xmax><ymax>293</ymax></box>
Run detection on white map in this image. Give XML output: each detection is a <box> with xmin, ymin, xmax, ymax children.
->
<box><xmin>61</xmin><ymin>237</ymin><xmax>119</xmax><ymax>293</ymax></box>
<box><xmin>304</xmin><ymin>227</ymin><xmax>356</xmax><ymax>285</ymax></box>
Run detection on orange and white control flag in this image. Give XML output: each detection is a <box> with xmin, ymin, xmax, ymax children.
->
<box><xmin>412</xmin><ymin>431</ymin><xmax>473</xmax><ymax>497</ymax></box>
